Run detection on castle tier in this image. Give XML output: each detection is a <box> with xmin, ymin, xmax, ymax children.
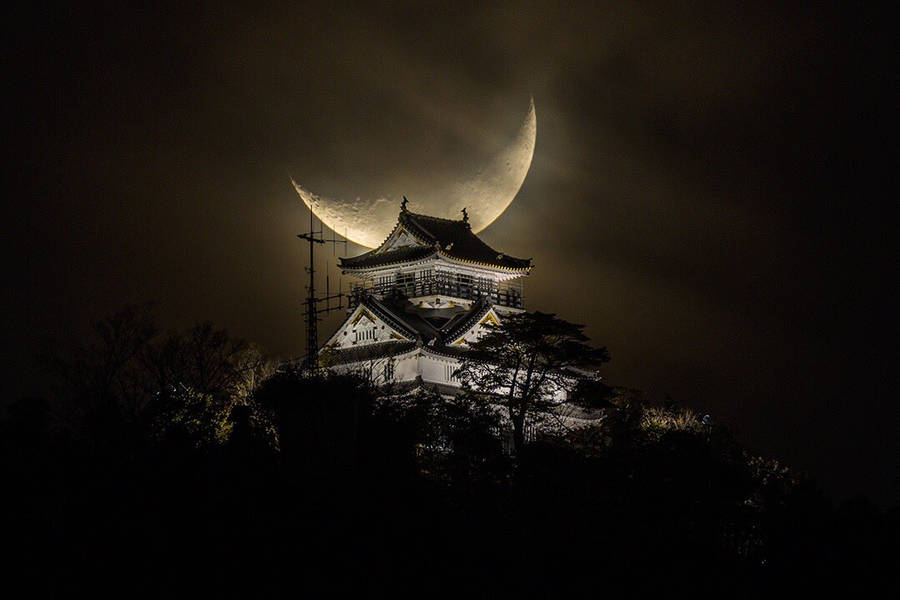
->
<box><xmin>320</xmin><ymin>206</ymin><xmax>532</xmax><ymax>394</ymax></box>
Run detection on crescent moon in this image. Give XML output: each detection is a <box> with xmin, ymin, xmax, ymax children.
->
<box><xmin>292</xmin><ymin>98</ymin><xmax>536</xmax><ymax>248</ymax></box>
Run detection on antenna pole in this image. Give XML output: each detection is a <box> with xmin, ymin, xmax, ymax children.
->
<box><xmin>297</xmin><ymin>209</ymin><xmax>347</xmax><ymax>376</ymax></box>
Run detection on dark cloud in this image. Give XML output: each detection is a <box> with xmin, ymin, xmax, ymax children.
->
<box><xmin>4</xmin><ymin>1</ymin><xmax>894</xmax><ymax>504</ymax></box>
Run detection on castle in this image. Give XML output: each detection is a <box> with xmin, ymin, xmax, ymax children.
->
<box><xmin>320</xmin><ymin>200</ymin><xmax>533</xmax><ymax>395</ymax></box>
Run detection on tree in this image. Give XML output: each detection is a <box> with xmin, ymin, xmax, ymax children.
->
<box><xmin>144</xmin><ymin>323</ymin><xmax>277</xmax><ymax>445</ymax></box>
<box><xmin>44</xmin><ymin>306</ymin><xmax>276</xmax><ymax>447</ymax></box>
<box><xmin>454</xmin><ymin>311</ymin><xmax>609</xmax><ymax>453</ymax></box>
<box><xmin>318</xmin><ymin>344</ymin><xmax>402</xmax><ymax>392</ymax></box>
<box><xmin>371</xmin><ymin>383</ymin><xmax>504</xmax><ymax>477</ymax></box>
<box><xmin>42</xmin><ymin>304</ymin><xmax>159</xmax><ymax>434</ymax></box>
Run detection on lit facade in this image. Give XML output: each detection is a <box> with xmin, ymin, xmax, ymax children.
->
<box><xmin>320</xmin><ymin>204</ymin><xmax>532</xmax><ymax>394</ymax></box>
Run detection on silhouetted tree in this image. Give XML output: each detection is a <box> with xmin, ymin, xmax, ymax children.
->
<box><xmin>43</xmin><ymin>304</ymin><xmax>158</xmax><ymax>425</ymax></box>
<box><xmin>440</xmin><ymin>391</ymin><xmax>503</xmax><ymax>462</ymax></box>
<box><xmin>44</xmin><ymin>305</ymin><xmax>275</xmax><ymax>447</ymax></box>
<box><xmin>144</xmin><ymin>323</ymin><xmax>277</xmax><ymax>446</ymax></box>
<box><xmin>455</xmin><ymin>311</ymin><xmax>609</xmax><ymax>453</ymax></box>
<box><xmin>8</xmin><ymin>306</ymin><xmax>894</xmax><ymax>597</ymax></box>
<box><xmin>371</xmin><ymin>383</ymin><xmax>504</xmax><ymax>479</ymax></box>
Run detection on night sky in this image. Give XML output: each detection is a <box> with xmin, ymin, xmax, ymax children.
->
<box><xmin>4</xmin><ymin>2</ymin><xmax>895</xmax><ymax>504</ymax></box>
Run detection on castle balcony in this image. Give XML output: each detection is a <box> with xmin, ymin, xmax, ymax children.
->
<box><xmin>348</xmin><ymin>271</ymin><xmax>524</xmax><ymax>310</ymax></box>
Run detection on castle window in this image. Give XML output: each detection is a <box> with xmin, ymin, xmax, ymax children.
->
<box><xmin>456</xmin><ymin>273</ymin><xmax>473</xmax><ymax>295</ymax></box>
<box><xmin>444</xmin><ymin>364</ymin><xmax>459</xmax><ymax>383</ymax></box>
<box><xmin>383</xmin><ymin>360</ymin><xmax>395</xmax><ymax>382</ymax></box>
<box><xmin>396</xmin><ymin>272</ymin><xmax>415</xmax><ymax>295</ymax></box>
<box><xmin>354</xmin><ymin>328</ymin><xmax>376</xmax><ymax>342</ymax></box>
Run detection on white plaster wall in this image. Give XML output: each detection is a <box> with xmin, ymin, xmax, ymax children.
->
<box><xmin>419</xmin><ymin>353</ymin><xmax>462</xmax><ymax>389</ymax></box>
<box><xmin>329</xmin><ymin>350</ymin><xmax>571</xmax><ymax>403</ymax></box>
<box><xmin>394</xmin><ymin>353</ymin><xmax>420</xmax><ymax>382</ymax></box>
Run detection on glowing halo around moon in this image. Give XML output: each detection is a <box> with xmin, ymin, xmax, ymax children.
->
<box><xmin>292</xmin><ymin>97</ymin><xmax>536</xmax><ymax>248</ymax></box>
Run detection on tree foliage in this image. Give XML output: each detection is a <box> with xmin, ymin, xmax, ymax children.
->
<box><xmin>372</xmin><ymin>383</ymin><xmax>504</xmax><ymax>479</ymax></box>
<box><xmin>455</xmin><ymin>311</ymin><xmax>610</xmax><ymax>452</ymax></box>
<box><xmin>5</xmin><ymin>306</ymin><xmax>895</xmax><ymax>596</ymax></box>
<box><xmin>44</xmin><ymin>305</ymin><xmax>276</xmax><ymax>448</ymax></box>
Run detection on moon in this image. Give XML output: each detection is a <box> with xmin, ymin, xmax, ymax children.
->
<box><xmin>292</xmin><ymin>98</ymin><xmax>536</xmax><ymax>248</ymax></box>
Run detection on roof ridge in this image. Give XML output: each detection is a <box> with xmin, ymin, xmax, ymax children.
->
<box><xmin>405</xmin><ymin>211</ymin><xmax>464</xmax><ymax>224</ymax></box>
<box><xmin>373</xmin><ymin>214</ymin><xmax>405</xmax><ymax>251</ymax></box>
<box><xmin>362</xmin><ymin>294</ymin><xmax>443</xmax><ymax>344</ymax></box>
<box><xmin>359</xmin><ymin>295</ymin><xmax>419</xmax><ymax>340</ymax></box>
<box><xmin>340</xmin><ymin>246</ymin><xmax>435</xmax><ymax>270</ymax></box>
<box><xmin>340</xmin><ymin>208</ymin><xmax>533</xmax><ymax>272</ymax></box>
<box><xmin>442</xmin><ymin>298</ymin><xmax>494</xmax><ymax>343</ymax></box>
<box><xmin>325</xmin><ymin>340</ymin><xmax>418</xmax><ymax>365</ymax></box>
<box><xmin>401</xmin><ymin>210</ymin><xmax>468</xmax><ymax>244</ymax></box>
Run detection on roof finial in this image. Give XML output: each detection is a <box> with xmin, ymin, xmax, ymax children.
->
<box><xmin>401</xmin><ymin>196</ymin><xmax>408</xmax><ymax>212</ymax></box>
<box><xmin>461</xmin><ymin>207</ymin><xmax>469</xmax><ymax>224</ymax></box>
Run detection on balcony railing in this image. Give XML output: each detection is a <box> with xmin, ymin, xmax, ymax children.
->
<box><xmin>348</xmin><ymin>272</ymin><xmax>524</xmax><ymax>309</ymax></box>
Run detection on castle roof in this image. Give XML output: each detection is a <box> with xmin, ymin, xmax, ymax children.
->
<box><xmin>354</xmin><ymin>294</ymin><xmax>433</xmax><ymax>342</ymax></box>
<box><xmin>440</xmin><ymin>297</ymin><xmax>494</xmax><ymax>343</ymax></box>
<box><xmin>323</xmin><ymin>340</ymin><xmax>417</xmax><ymax>366</ymax></box>
<box><xmin>339</xmin><ymin>210</ymin><xmax>532</xmax><ymax>272</ymax></box>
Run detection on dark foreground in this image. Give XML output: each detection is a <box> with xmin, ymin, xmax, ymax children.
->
<box><xmin>3</xmin><ymin>372</ymin><xmax>896</xmax><ymax>598</ymax></box>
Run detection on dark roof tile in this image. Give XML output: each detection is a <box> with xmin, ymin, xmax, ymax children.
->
<box><xmin>339</xmin><ymin>211</ymin><xmax>531</xmax><ymax>271</ymax></box>
<box><xmin>356</xmin><ymin>295</ymin><xmax>420</xmax><ymax>341</ymax></box>
<box><xmin>323</xmin><ymin>341</ymin><xmax>417</xmax><ymax>366</ymax></box>
<box><xmin>441</xmin><ymin>297</ymin><xmax>493</xmax><ymax>343</ymax></box>
<box><xmin>340</xmin><ymin>245</ymin><xmax>434</xmax><ymax>269</ymax></box>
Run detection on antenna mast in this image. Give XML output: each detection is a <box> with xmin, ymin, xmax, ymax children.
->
<box><xmin>297</xmin><ymin>207</ymin><xmax>347</xmax><ymax>376</ymax></box>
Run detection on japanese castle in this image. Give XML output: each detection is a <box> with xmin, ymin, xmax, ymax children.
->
<box><xmin>320</xmin><ymin>199</ymin><xmax>532</xmax><ymax>395</ymax></box>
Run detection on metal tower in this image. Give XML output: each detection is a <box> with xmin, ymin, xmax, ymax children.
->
<box><xmin>297</xmin><ymin>206</ymin><xmax>346</xmax><ymax>376</ymax></box>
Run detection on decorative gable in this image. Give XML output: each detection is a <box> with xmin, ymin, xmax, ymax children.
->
<box><xmin>377</xmin><ymin>226</ymin><xmax>426</xmax><ymax>254</ymax></box>
<box><xmin>323</xmin><ymin>303</ymin><xmax>414</xmax><ymax>349</ymax></box>
<box><xmin>447</xmin><ymin>306</ymin><xmax>502</xmax><ymax>347</ymax></box>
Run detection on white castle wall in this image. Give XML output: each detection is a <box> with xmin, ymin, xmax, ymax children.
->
<box><xmin>329</xmin><ymin>348</ymin><xmax>570</xmax><ymax>404</ymax></box>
